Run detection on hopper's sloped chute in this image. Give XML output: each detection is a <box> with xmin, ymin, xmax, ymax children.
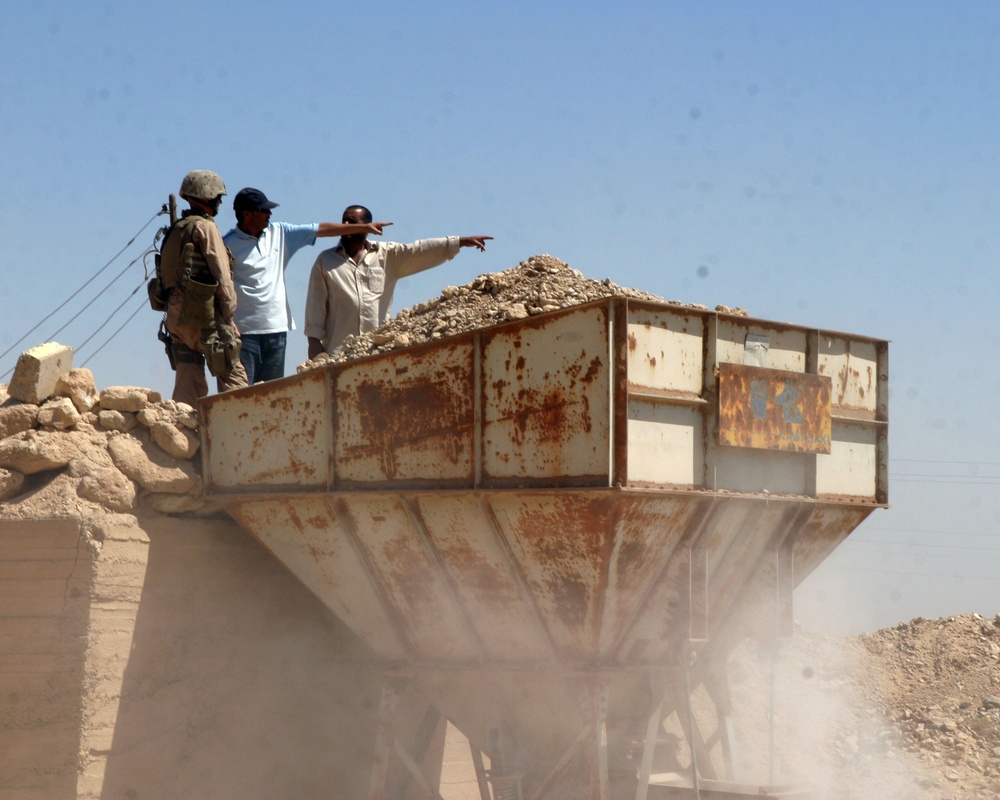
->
<box><xmin>203</xmin><ymin>298</ymin><xmax>888</xmax><ymax>800</ymax></box>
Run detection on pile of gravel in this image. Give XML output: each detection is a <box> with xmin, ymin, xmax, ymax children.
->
<box><xmin>299</xmin><ymin>254</ymin><xmax>746</xmax><ymax>368</ymax></box>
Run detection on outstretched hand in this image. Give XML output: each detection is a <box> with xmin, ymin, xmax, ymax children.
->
<box><xmin>459</xmin><ymin>236</ymin><xmax>493</xmax><ymax>251</ymax></box>
<box><xmin>366</xmin><ymin>221</ymin><xmax>393</xmax><ymax>235</ymax></box>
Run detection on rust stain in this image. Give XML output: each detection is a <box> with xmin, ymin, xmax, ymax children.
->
<box><xmin>347</xmin><ymin>372</ymin><xmax>473</xmax><ymax>478</ymax></box>
<box><xmin>504</xmin><ymin>386</ymin><xmax>594</xmax><ymax>445</ymax></box>
<box><xmin>511</xmin><ymin>496</ymin><xmax>610</xmax><ymax>634</ymax></box>
<box><xmin>717</xmin><ymin>363</ymin><xmax>832</xmax><ymax>453</ymax></box>
<box><xmin>628</xmin><ymin>332</ymin><xmax>637</xmax><ymax>352</ymax></box>
<box><xmin>582</xmin><ymin>356</ymin><xmax>602</xmax><ymax>383</ymax></box>
<box><xmin>268</xmin><ymin>395</ymin><xmax>294</xmax><ymax>413</ymax></box>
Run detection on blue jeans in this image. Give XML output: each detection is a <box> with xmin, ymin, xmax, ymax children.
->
<box><xmin>239</xmin><ymin>332</ymin><xmax>287</xmax><ymax>384</ymax></box>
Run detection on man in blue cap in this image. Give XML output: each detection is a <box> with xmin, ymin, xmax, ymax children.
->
<box><xmin>223</xmin><ymin>188</ymin><xmax>392</xmax><ymax>384</ymax></box>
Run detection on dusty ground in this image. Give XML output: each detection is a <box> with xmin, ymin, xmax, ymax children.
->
<box><xmin>721</xmin><ymin>615</ymin><xmax>1000</xmax><ymax>800</ymax></box>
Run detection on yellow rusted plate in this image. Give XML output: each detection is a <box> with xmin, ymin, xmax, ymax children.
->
<box><xmin>717</xmin><ymin>363</ymin><xmax>832</xmax><ymax>453</ymax></box>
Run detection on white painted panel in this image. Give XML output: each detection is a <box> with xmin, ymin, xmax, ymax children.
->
<box><xmin>626</xmin><ymin>307</ymin><xmax>704</xmax><ymax>394</ymax></box>
<box><xmin>713</xmin><ymin>447</ymin><xmax>809</xmax><ymax>495</ymax></box>
<box><xmin>817</xmin><ymin>337</ymin><xmax>880</xmax><ymax>415</ymax></box>
<box><xmin>816</xmin><ymin>422</ymin><xmax>878</xmax><ymax>498</ymax></box>
<box><xmin>627</xmin><ymin>399</ymin><xmax>703</xmax><ymax>486</ymax></box>
<box><xmin>716</xmin><ymin>320</ymin><xmax>808</xmax><ymax>373</ymax></box>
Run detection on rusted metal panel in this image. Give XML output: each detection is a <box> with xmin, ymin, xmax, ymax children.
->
<box><xmin>225</xmin><ymin>496</ymin><xmax>408</xmax><ymax>660</ymax></box>
<box><xmin>483</xmin><ymin>492</ymin><xmax>613</xmax><ymax>661</ymax></box>
<box><xmin>717</xmin><ymin>363</ymin><xmax>832</xmax><ymax>454</ymax></box>
<box><xmin>335</xmin><ymin>338</ymin><xmax>475</xmax><ymax>486</ymax></box>
<box><xmin>414</xmin><ymin>493</ymin><xmax>555</xmax><ymax>662</ymax></box>
<box><xmin>706</xmin><ymin>503</ymin><xmax>804</xmax><ymax>639</ymax></box>
<box><xmin>202</xmin><ymin>369</ymin><xmax>329</xmax><ymax>490</ymax></box>
<box><xmin>335</xmin><ymin>494</ymin><xmax>479</xmax><ymax>663</ymax></box>
<box><xmin>789</xmin><ymin>504</ymin><xmax>875</xmax><ymax>582</ymax></box>
<box><xmin>596</xmin><ymin>495</ymin><xmax>705</xmax><ymax>659</ymax></box>
<box><xmin>481</xmin><ymin>304</ymin><xmax>612</xmax><ymax>484</ymax></box>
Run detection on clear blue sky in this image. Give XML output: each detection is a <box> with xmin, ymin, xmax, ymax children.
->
<box><xmin>2</xmin><ymin>2</ymin><xmax>998</xmax><ymax>635</ymax></box>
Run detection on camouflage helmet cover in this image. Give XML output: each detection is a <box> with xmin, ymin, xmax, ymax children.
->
<box><xmin>179</xmin><ymin>170</ymin><xmax>227</xmax><ymax>201</ymax></box>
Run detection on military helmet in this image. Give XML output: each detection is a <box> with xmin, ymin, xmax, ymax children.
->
<box><xmin>179</xmin><ymin>170</ymin><xmax>227</xmax><ymax>201</ymax></box>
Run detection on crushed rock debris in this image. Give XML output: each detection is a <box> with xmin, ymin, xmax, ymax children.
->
<box><xmin>297</xmin><ymin>254</ymin><xmax>748</xmax><ymax>369</ymax></box>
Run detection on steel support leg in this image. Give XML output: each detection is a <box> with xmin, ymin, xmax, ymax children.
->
<box><xmin>470</xmin><ymin>745</ymin><xmax>492</xmax><ymax>800</ymax></box>
<box><xmin>586</xmin><ymin>678</ymin><xmax>611</xmax><ymax>800</ymax></box>
<box><xmin>702</xmin><ymin>663</ymin><xmax>738</xmax><ymax>783</ymax></box>
<box><xmin>634</xmin><ymin>670</ymin><xmax>668</xmax><ymax>800</ymax></box>
<box><xmin>392</xmin><ymin>705</ymin><xmax>443</xmax><ymax>799</ymax></box>
<box><xmin>368</xmin><ymin>671</ymin><xmax>410</xmax><ymax>800</ymax></box>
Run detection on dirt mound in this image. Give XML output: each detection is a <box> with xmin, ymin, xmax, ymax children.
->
<box><xmin>299</xmin><ymin>253</ymin><xmax>747</xmax><ymax>366</ymax></box>
<box><xmin>723</xmin><ymin>616</ymin><xmax>1000</xmax><ymax>799</ymax></box>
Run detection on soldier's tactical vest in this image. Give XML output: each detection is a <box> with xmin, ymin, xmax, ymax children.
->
<box><xmin>158</xmin><ymin>211</ymin><xmax>217</xmax><ymax>289</ymax></box>
<box><xmin>154</xmin><ymin>211</ymin><xmax>234</xmax><ymax>329</ymax></box>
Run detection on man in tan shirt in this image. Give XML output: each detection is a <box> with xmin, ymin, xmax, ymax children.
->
<box><xmin>304</xmin><ymin>204</ymin><xmax>492</xmax><ymax>357</ymax></box>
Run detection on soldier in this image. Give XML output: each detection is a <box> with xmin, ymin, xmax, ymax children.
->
<box><xmin>159</xmin><ymin>170</ymin><xmax>248</xmax><ymax>406</ymax></box>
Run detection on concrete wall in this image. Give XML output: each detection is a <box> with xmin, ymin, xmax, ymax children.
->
<box><xmin>0</xmin><ymin>512</ymin><xmax>463</xmax><ymax>800</ymax></box>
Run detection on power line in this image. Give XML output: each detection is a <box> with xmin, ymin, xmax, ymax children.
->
<box><xmin>76</xmin><ymin>281</ymin><xmax>147</xmax><ymax>360</ymax></box>
<box><xmin>892</xmin><ymin>458</ymin><xmax>1000</xmax><ymax>467</ymax></box>
<box><xmin>846</xmin><ymin>540</ymin><xmax>1000</xmax><ymax>554</ymax></box>
<box><xmin>864</xmin><ymin>525</ymin><xmax>1000</xmax><ymax>540</ymax></box>
<box><xmin>0</xmin><ymin>207</ymin><xmax>167</xmax><ymax>380</ymax></box>
<box><xmin>80</xmin><ymin>295</ymin><xmax>150</xmax><ymax>367</ymax></box>
<box><xmin>816</xmin><ymin>564</ymin><xmax>999</xmax><ymax>582</ymax></box>
<box><xmin>890</xmin><ymin>477</ymin><xmax>1000</xmax><ymax>486</ymax></box>
<box><xmin>43</xmin><ymin>248</ymin><xmax>157</xmax><ymax>347</ymax></box>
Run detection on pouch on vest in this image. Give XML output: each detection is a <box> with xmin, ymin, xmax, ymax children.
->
<box><xmin>201</xmin><ymin>324</ymin><xmax>241</xmax><ymax>378</ymax></box>
<box><xmin>147</xmin><ymin>253</ymin><xmax>170</xmax><ymax>312</ymax></box>
<box><xmin>177</xmin><ymin>276</ymin><xmax>218</xmax><ymax>328</ymax></box>
<box><xmin>147</xmin><ymin>277</ymin><xmax>169</xmax><ymax>312</ymax></box>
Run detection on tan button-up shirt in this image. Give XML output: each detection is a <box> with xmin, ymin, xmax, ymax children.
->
<box><xmin>304</xmin><ymin>237</ymin><xmax>460</xmax><ymax>353</ymax></box>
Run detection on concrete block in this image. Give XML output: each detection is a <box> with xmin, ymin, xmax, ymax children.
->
<box><xmin>7</xmin><ymin>342</ymin><xmax>74</xmax><ymax>405</ymax></box>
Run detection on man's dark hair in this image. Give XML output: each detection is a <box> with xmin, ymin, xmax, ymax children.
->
<box><xmin>343</xmin><ymin>205</ymin><xmax>373</xmax><ymax>224</ymax></box>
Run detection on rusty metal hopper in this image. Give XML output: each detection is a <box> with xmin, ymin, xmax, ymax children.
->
<box><xmin>201</xmin><ymin>298</ymin><xmax>887</xmax><ymax>799</ymax></box>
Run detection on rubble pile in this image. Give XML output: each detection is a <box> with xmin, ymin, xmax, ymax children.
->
<box><xmin>299</xmin><ymin>253</ymin><xmax>748</xmax><ymax>368</ymax></box>
<box><xmin>0</xmin><ymin>350</ymin><xmax>215</xmax><ymax>519</ymax></box>
<box><xmin>855</xmin><ymin>613</ymin><xmax>1000</xmax><ymax>796</ymax></box>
